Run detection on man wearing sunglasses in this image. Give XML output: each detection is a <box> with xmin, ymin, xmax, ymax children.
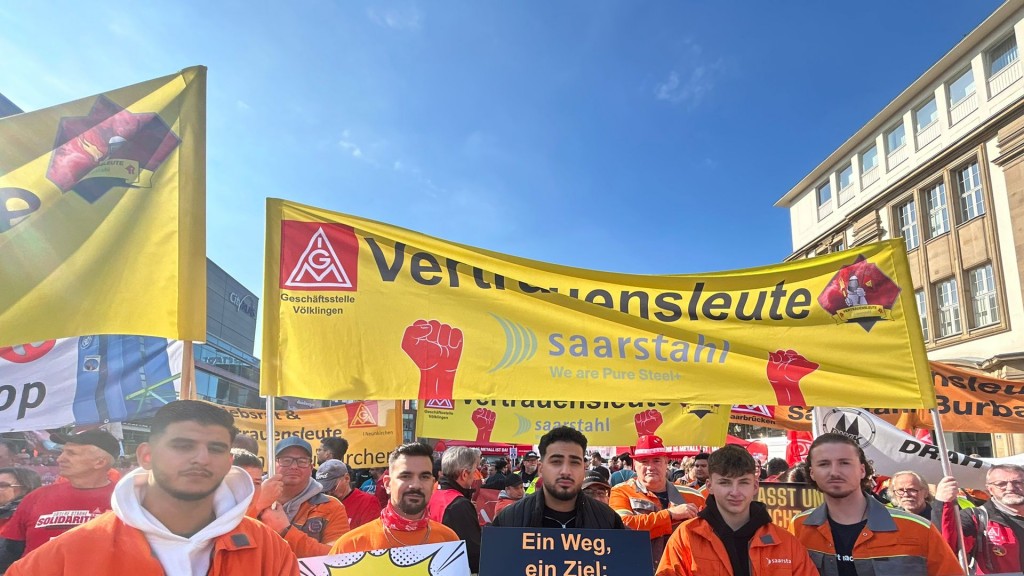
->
<box><xmin>255</xmin><ymin>437</ymin><xmax>350</xmax><ymax>558</ymax></box>
<box><xmin>934</xmin><ymin>464</ymin><xmax>1024</xmax><ymax>574</ymax></box>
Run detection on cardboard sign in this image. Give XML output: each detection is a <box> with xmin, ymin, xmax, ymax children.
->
<box><xmin>299</xmin><ymin>541</ymin><xmax>470</xmax><ymax>575</ymax></box>
<box><xmin>480</xmin><ymin>526</ymin><xmax>654</xmax><ymax>576</ymax></box>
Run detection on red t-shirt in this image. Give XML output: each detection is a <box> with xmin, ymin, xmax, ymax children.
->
<box><xmin>340</xmin><ymin>487</ymin><xmax>383</xmax><ymax>529</ymax></box>
<box><xmin>0</xmin><ymin>481</ymin><xmax>115</xmax><ymax>555</ymax></box>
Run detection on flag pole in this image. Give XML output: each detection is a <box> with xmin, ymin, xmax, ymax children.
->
<box><xmin>180</xmin><ymin>341</ymin><xmax>195</xmax><ymax>400</ymax></box>
<box><xmin>930</xmin><ymin>407</ymin><xmax>969</xmax><ymax>574</ymax></box>
<box><xmin>265</xmin><ymin>394</ymin><xmax>276</xmax><ymax>476</ymax></box>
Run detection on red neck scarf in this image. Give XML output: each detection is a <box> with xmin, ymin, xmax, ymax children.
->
<box><xmin>380</xmin><ymin>502</ymin><xmax>430</xmax><ymax>532</ymax></box>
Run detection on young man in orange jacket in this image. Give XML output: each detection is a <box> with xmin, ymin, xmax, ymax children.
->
<box><xmin>657</xmin><ymin>445</ymin><xmax>815</xmax><ymax>576</ymax></box>
<box><xmin>5</xmin><ymin>400</ymin><xmax>298</xmax><ymax>576</ymax></box>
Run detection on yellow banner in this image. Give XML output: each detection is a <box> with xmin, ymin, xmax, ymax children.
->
<box><xmin>261</xmin><ymin>199</ymin><xmax>934</xmax><ymax>408</ymax></box>
<box><xmin>0</xmin><ymin>67</ymin><xmax>206</xmax><ymax>347</ymax></box>
<box><xmin>220</xmin><ymin>401</ymin><xmax>403</xmax><ymax>469</ymax></box>
<box><xmin>417</xmin><ymin>401</ymin><xmax>729</xmax><ymax>446</ymax></box>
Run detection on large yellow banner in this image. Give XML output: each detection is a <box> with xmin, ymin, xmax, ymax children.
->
<box><xmin>261</xmin><ymin>199</ymin><xmax>934</xmax><ymax>408</ymax></box>
<box><xmin>0</xmin><ymin>67</ymin><xmax>206</xmax><ymax>347</ymax></box>
<box><xmin>220</xmin><ymin>401</ymin><xmax>403</xmax><ymax>469</ymax></box>
<box><xmin>417</xmin><ymin>401</ymin><xmax>729</xmax><ymax>446</ymax></box>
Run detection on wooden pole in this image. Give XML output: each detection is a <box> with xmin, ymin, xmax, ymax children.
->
<box><xmin>180</xmin><ymin>341</ymin><xmax>195</xmax><ymax>400</ymax></box>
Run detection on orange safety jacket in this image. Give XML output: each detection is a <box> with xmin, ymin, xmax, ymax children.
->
<box><xmin>5</xmin><ymin>511</ymin><xmax>299</xmax><ymax>576</ymax></box>
<box><xmin>657</xmin><ymin>516</ymin><xmax>817</xmax><ymax>576</ymax></box>
<box><xmin>283</xmin><ymin>493</ymin><xmax>350</xmax><ymax>558</ymax></box>
<box><xmin>789</xmin><ymin>494</ymin><xmax>963</xmax><ymax>576</ymax></box>
<box><xmin>611</xmin><ymin>478</ymin><xmax>706</xmax><ymax>562</ymax></box>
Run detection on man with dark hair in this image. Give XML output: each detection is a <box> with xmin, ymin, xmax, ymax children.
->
<box><xmin>492</xmin><ymin>426</ymin><xmax>624</xmax><ymax>530</ymax></box>
<box><xmin>657</xmin><ymin>445</ymin><xmax>815</xmax><ymax>575</ymax></box>
<box><xmin>764</xmin><ymin>458</ymin><xmax>790</xmax><ymax>481</ymax></box>
<box><xmin>318</xmin><ymin>459</ymin><xmax>382</xmax><ymax>529</ymax></box>
<box><xmin>482</xmin><ymin>458</ymin><xmax>509</xmax><ymax>490</ymax></box>
<box><xmin>611</xmin><ymin>435</ymin><xmax>704</xmax><ymax>565</ymax></box>
<box><xmin>256</xmin><ymin>437</ymin><xmax>349</xmax><ymax>557</ymax></box>
<box><xmin>688</xmin><ymin>452</ymin><xmax>710</xmax><ymax>490</ymax></box>
<box><xmin>232</xmin><ymin>433</ymin><xmax>260</xmax><ymax>456</ymax></box>
<box><xmin>0</xmin><ymin>429</ymin><xmax>119</xmax><ymax>570</ymax></box>
<box><xmin>933</xmin><ymin>463</ymin><xmax>1024</xmax><ymax>574</ymax></box>
<box><xmin>790</xmin><ymin>433</ymin><xmax>960</xmax><ymax>576</ymax></box>
<box><xmin>610</xmin><ymin>453</ymin><xmax>635</xmax><ymax>486</ymax></box>
<box><xmin>494</xmin><ymin>473</ymin><xmax>525</xmax><ymax>516</ymax></box>
<box><xmin>6</xmin><ymin>400</ymin><xmax>297</xmax><ymax>575</ymax></box>
<box><xmin>331</xmin><ymin>443</ymin><xmax>457</xmax><ymax>553</ymax></box>
<box><xmin>428</xmin><ymin>446</ymin><xmax>483</xmax><ymax>572</ymax></box>
<box><xmin>231</xmin><ymin>449</ymin><xmax>264</xmax><ymax>487</ymax></box>
<box><xmin>316</xmin><ymin>437</ymin><xmax>349</xmax><ymax>466</ymax></box>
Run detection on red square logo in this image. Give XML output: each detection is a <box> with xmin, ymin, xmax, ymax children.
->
<box><xmin>346</xmin><ymin>401</ymin><xmax>379</xmax><ymax>428</ymax></box>
<box><xmin>279</xmin><ymin>221</ymin><xmax>358</xmax><ymax>291</ymax></box>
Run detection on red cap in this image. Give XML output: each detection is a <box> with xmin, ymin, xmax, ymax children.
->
<box><xmin>634</xmin><ymin>435</ymin><xmax>669</xmax><ymax>459</ymax></box>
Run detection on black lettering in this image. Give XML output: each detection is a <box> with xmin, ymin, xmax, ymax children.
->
<box><xmin>0</xmin><ymin>188</ymin><xmax>42</xmax><ymax>233</ymax></box>
<box><xmin>702</xmin><ymin>292</ymin><xmax>732</xmax><ymax>320</ymax></box>
<box><xmin>410</xmin><ymin>252</ymin><xmax>443</xmax><ymax>286</ymax></box>
<box><xmin>620</xmin><ymin>290</ymin><xmax>650</xmax><ymax>319</ymax></box>
<box><xmin>19</xmin><ymin>382</ymin><xmax>45</xmax><ymax>419</ymax></box>
<box><xmin>585</xmin><ymin>289</ymin><xmax>614</xmax><ymax>309</ymax></box>
<box><xmin>768</xmin><ymin>281</ymin><xmax>788</xmax><ymax>320</ymax></box>
<box><xmin>787</xmin><ymin>289</ymin><xmax>812</xmax><ymax>319</ymax></box>
<box><xmin>689</xmin><ymin>283</ymin><xmax>704</xmax><ymax>321</ymax></box>
<box><xmin>444</xmin><ymin>258</ymin><xmax>461</xmax><ymax>287</ymax></box>
<box><xmin>735</xmin><ymin>291</ymin><xmax>766</xmax><ymax>321</ymax></box>
<box><xmin>654</xmin><ymin>292</ymin><xmax>683</xmax><ymax>322</ymax></box>
<box><xmin>365</xmin><ymin>238</ymin><xmax>404</xmax><ymax>281</ymax></box>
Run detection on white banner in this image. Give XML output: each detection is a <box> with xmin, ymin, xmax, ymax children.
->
<box><xmin>298</xmin><ymin>541</ymin><xmax>470</xmax><ymax>575</ymax></box>
<box><xmin>812</xmin><ymin>407</ymin><xmax>1024</xmax><ymax>490</ymax></box>
<box><xmin>0</xmin><ymin>336</ymin><xmax>182</xmax><ymax>432</ymax></box>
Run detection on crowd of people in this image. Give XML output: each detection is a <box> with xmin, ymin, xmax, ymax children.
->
<box><xmin>0</xmin><ymin>400</ymin><xmax>1020</xmax><ymax>575</ymax></box>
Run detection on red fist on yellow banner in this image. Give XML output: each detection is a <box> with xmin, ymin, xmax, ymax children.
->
<box><xmin>402</xmin><ymin>319</ymin><xmax>464</xmax><ymax>403</ymax></box>
<box><xmin>766</xmin><ymin>349</ymin><xmax>819</xmax><ymax>406</ymax></box>
<box><xmin>472</xmin><ymin>408</ymin><xmax>497</xmax><ymax>442</ymax></box>
<box><xmin>634</xmin><ymin>409</ymin><xmax>664</xmax><ymax>436</ymax></box>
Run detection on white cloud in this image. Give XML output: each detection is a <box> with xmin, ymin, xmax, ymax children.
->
<box><xmin>654</xmin><ymin>65</ymin><xmax>713</xmax><ymax>106</ymax></box>
<box><xmin>236</xmin><ymin>100</ymin><xmax>251</xmax><ymax>112</ymax></box>
<box><xmin>367</xmin><ymin>5</ymin><xmax>422</xmax><ymax>30</ymax></box>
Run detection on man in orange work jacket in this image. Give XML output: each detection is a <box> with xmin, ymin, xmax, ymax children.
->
<box><xmin>6</xmin><ymin>401</ymin><xmax>297</xmax><ymax>576</ymax></box>
<box><xmin>657</xmin><ymin>445</ymin><xmax>815</xmax><ymax>576</ymax></box>
<box><xmin>610</xmin><ymin>435</ymin><xmax>705</xmax><ymax>564</ymax></box>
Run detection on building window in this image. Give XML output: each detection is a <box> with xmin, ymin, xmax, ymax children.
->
<box><xmin>935</xmin><ymin>278</ymin><xmax>962</xmax><ymax>338</ymax></box>
<box><xmin>925</xmin><ymin>181</ymin><xmax>950</xmax><ymax>238</ymax></box>
<box><xmin>817</xmin><ymin>181</ymin><xmax>832</xmax><ymax>219</ymax></box>
<box><xmin>915</xmin><ymin>289</ymin><xmax>929</xmax><ymax>341</ymax></box>
<box><xmin>989</xmin><ymin>34</ymin><xmax>1019</xmax><ymax>76</ymax></box>
<box><xmin>886</xmin><ymin>123</ymin><xmax>906</xmax><ymax>154</ymax></box>
<box><xmin>832</xmin><ymin>240</ymin><xmax>845</xmax><ymax>253</ymax></box>
<box><xmin>955</xmin><ymin>161</ymin><xmax>985</xmax><ymax>222</ymax></box>
<box><xmin>915</xmin><ymin>98</ymin><xmax>938</xmax><ymax>132</ymax></box>
<box><xmin>968</xmin><ymin>264</ymin><xmax>999</xmax><ymax>328</ymax></box>
<box><xmin>948</xmin><ymin>68</ymin><xmax>976</xmax><ymax>107</ymax></box>
<box><xmin>896</xmin><ymin>199</ymin><xmax>919</xmax><ymax>250</ymax></box>
<box><xmin>838</xmin><ymin>164</ymin><xmax>853</xmax><ymax>190</ymax></box>
<box><xmin>861</xmin><ymin>145</ymin><xmax>878</xmax><ymax>173</ymax></box>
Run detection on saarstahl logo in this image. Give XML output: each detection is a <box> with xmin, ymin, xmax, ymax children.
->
<box><xmin>488</xmin><ymin>314</ymin><xmax>537</xmax><ymax>372</ymax></box>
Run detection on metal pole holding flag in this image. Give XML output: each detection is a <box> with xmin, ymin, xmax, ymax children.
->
<box><xmin>930</xmin><ymin>408</ymin><xmax>970</xmax><ymax>574</ymax></box>
<box><xmin>180</xmin><ymin>341</ymin><xmax>195</xmax><ymax>400</ymax></box>
<box><xmin>265</xmin><ymin>394</ymin><xmax>276</xmax><ymax>476</ymax></box>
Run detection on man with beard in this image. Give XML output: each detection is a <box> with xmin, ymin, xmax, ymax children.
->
<box><xmin>331</xmin><ymin>443</ymin><xmax>457</xmax><ymax>553</ymax></box>
<box><xmin>5</xmin><ymin>401</ymin><xmax>297</xmax><ymax>575</ymax></box>
<box><xmin>256</xmin><ymin>437</ymin><xmax>349</xmax><ymax>557</ymax></box>
<box><xmin>519</xmin><ymin>451</ymin><xmax>540</xmax><ymax>491</ymax></box>
<box><xmin>889</xmin><ymin>470</ymin><xmax>933</xmax><ymax>519</ymax></box>
<box><xmin>427</xmin><ymin>446</ymin><xmax>483</xmax><ymax>572</ymax></box>
<box><xmin>492</xmin><ymin>426</ymin><xmax>623</xmax><ymax>529</ymax></box>
<box><xmin>790</xmin><ymin>433</ymin><xmax>960</xmax><ymax>576</ymax></box>
<box><xmin>657</xmin><ymin>446</ymin><xmax>815</xmax><ymax>575</ymax></box>
<box><xmin>933</xmin><ymin>464</ymin><xmax>1024</xmax><ymax>574</ymax></box>
<box><xmin>0</xmin><ymin>430</ymin><xmax>119</xmax><ymax>571</ymax></box>
<box><xmin>610</xmin><ymin>435</ymin><xmax>704</xmax><ymax>565</ymax></box>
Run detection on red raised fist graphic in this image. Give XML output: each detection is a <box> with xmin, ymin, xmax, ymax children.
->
<box><xmin>472</xmin><ymin>408</ymin><xmax>497</xmax><ymax>442</ymax></box>
<box><xmin>766</xmin><ymin>349</ymin><xmax>819</xmax><ymax>406</ymax></box>
<box><xmin>634</xmin><ymin>409</ymin><xmax>664</xmax><ymax>436</ymax></box>
<box><xmin>402</xmin><ymin>319</ymin><xmax>464</xmax><ymax>403</ymax></box>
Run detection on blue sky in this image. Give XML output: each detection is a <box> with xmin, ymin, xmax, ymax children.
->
<box><xmin>1</xmin><ymin>1</ymin><xmax>1004</xmax><ymax>307</ymax></box>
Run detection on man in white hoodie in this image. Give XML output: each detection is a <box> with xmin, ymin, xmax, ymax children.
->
<box><xmin>6</xmin><ymin>400</ymin><xmax>299</xmax><ymax>576</ymax></box>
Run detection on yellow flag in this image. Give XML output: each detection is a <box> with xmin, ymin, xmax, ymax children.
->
<box><xmin>0</xmin><ymin>67</ymin><xmax>206</xmax><ymax>346</ymax></box>
<box><xmin>416</xmin><ymin>400</ymin><xmax>730</xmax><ymax>447</ymax></box>
<box><xmin>262</xmin><ymin>199</ymin><xmax>934</xmax><ymax>409</ymax></box>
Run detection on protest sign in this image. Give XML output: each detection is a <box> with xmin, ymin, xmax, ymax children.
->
<box><xmin>220</xmin><ymin>401</ymin><xmax>401</xmax><ymax>469</ymax></box>
<box><xmin>1</xmin><ymin>336</ymin><xmax>182</xmax><ymax>432</ymax></box>
<box><xmin>930</xmin><ymin>361</ymin><xmax>1024</xmax><ymax>433</ymax></box>
<box><xmin>418</xmin><ymin>400</ymin><xmax>729</xmax><ymax>447</ymax></box>
<box><xmin>812</xmin><ymin>407</ymin><xmax>1024</xmax><ymax>489</ymax></box>
<box><xmin>262</xmin><ymin>199</ymin><xmax>934</xmax><ymax>409</ymax></box>
<box><xmin>0</xmin><ymin>67</ymin><xmax>206</xmax><ymax>347</ymax></box>
<box><xmin>757</xmin><ymin>482</ymin><xmax>824</xmax><ymax>530</ymax></box>
<box><xmin>298</xmin><ymin>541</ymin><xmax>469</xmax><ymax>575</ymax></box>
<box><xmin>480</xmin><ymin>526</ymin><xmax>654</xmax><ymax>576</ymax></box>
